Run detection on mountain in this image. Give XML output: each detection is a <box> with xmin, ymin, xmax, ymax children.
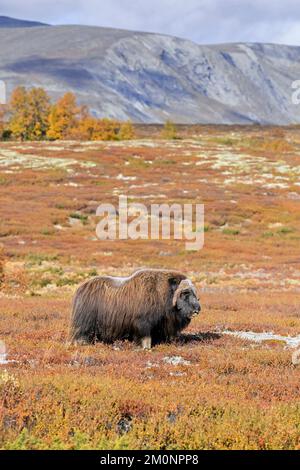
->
<box><xmin>0</xmin><ymin>16</ymin><xmax>49</xmax><ymax>28</ymax></box>
<box><xmin>0</xmin><ymin>17</ymin><xmax>299</xmax><ymax>124</ymax></box>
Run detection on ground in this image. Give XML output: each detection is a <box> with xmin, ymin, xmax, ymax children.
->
<box><xmin>0</xmin><ymin>126</ymin><xmax>300</xmax><ymax>449</ymax></box>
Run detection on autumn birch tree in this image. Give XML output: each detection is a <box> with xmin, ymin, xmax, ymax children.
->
<box><xmin>8</xmin><ymin>86</ymin><xmax>29</xmax><ymax>140</ymax></box>
<box><xmin>47</xmin><ymin>92</ymin><xmax>80</xmax><ymax>140</ymax></box>
<box><xmin>9</xmin><ymin>86</ymin><xmax>50</xmax><ymax>140</ymax></box>
<box><xmin>27</xmin><ymin>88</ymin><xmax>51</xmax><ymax>139</ymax></box>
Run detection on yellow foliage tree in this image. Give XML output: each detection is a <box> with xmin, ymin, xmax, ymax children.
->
<box><xmin>70</xmin><ymin>105</ymin><xmax>96</xmax><ymax>140</ymax></box>
<box><xmin>0</xmin><ymin>105</ymin><xmax>7</xmax><ymax>139</ymax></box>
<box><xmin>161</xmin><ymin>120</ymin><xmax>178</xmax><ymax>140</ymax></box>
<box><xmin>119</xmin><ymin>120</ymin><xmax>135</xmax><ymax>140</ymax></box>
<box><xmin>8</xmin><ymin>87</ymin><xmax>29</xmax><ymax>140</ymax></box>
<box><xmin>27</xmin><ymin>88</ymin><xmax>51</xmax><ymax>139</ymax></box>
<box><xmin>5</xmin><ymin>86</ymin><xmax>136</xmax><ymax>142</ymax></box>
<box><xmin>92</xmin><ymin>118</ymin><xmax>121</xmax><ymax>141</ymax></box>
<box><xmin>47</xmin><ymin>92</ymin><xmax>80</xmax><ymax>140</ymax></box>
<box><xmin>9</xmin><ymin>87</ymin><xmax>50</xmax><ymax>140</ymax></box>
<box><xmin>73</xmin><ymin>117</ymin><xmax>135</xmax><ymax>141</ymax></box>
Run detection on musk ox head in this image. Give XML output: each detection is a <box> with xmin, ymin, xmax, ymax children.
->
<box><xmin>172</xmin><ymin>279</ymin><xmax>201</xmax><ymax>320</ymax></box>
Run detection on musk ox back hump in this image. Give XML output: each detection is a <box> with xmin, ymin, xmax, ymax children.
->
<box><xmin>69</xmin><ymin>269</ymin><xmax>187</xmax><ymax>345</ymax></box>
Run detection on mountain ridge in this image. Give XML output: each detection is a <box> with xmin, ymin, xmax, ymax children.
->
<box><xmin>0</xmin><ymin>16</ymin><xmax>299</xmax><ymax>124</ymax></box>
<box><xmin>0</xmin><ymin>15</ymin><xmax>49</xmax><ymax>28</ymax></box>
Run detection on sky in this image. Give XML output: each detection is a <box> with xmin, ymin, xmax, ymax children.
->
<box><xmin>1</xmin><ymin>0</ymin><xmax>300</xmax><ymax>45</ymax></box>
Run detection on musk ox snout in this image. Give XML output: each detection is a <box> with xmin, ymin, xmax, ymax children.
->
<box><xmin>192</xmin><ymin>299</ymin><xmax>201</xmax><ymax>316</ymax></box>
<box><xmin>69</xmin><ymin>269</ymin><xmax>200</xmax><ymax>349</ymax></box>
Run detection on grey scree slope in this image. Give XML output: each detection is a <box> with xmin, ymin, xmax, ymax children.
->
<box><xmin>0</xmin><ymin>17</ymin><xmax>299</xmax><ymax>124</ymax></box>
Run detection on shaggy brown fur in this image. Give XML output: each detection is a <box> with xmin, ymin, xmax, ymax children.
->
<box><xmin>69</xmin><ymin>269</ymin><xmax>200</xmax><ymax>348</ymax></box>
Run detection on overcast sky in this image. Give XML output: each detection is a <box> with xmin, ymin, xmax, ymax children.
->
<box><xmin>1</xmin><ymin>0</ymin><xmax>300</xmax><ymax>45</ymax></box>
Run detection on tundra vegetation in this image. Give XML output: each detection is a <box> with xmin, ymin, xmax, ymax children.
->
<box><xmin>0</xmin><ymin>125</ymin><xmax>300</xmax><ymax>449</ymax></box>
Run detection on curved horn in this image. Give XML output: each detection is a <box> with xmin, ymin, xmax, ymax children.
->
<box><xmin>172</xmin><ymin>279</ymin><xmax>196</xmax><ymax>307</ymax></box>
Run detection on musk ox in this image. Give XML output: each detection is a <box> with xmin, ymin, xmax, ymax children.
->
<box><xmin>69</xmin><ymin>269</ymin><xmax>201</xmax><ymax>349</ymax></box>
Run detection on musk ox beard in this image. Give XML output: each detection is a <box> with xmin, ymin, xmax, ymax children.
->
<box><xmin>69</xmin><ymin>269</ymin><xmax>201</xmax><ymax>349</ymax></box>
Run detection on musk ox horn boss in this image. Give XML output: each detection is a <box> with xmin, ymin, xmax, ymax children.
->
<box><xmin>69</xmin><ymin>269</ymin><xmax>201</xmax><ymax>349</ymax></box>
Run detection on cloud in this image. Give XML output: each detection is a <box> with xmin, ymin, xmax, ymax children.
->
<box><xmin>1</xmin><ymin>0</ymin><xmax>300</xmax><ymax>45</ymax></box>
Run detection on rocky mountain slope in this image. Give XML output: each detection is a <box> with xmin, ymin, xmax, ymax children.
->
<box><xmin>0</xmin><ymin>16</ymin><xmax>299</xmax><ymax>123</ymax></box>
<box><xmin>0</xmin><ymin>16</ymin><xmax>49</xmax><ymax>28</ymax></box>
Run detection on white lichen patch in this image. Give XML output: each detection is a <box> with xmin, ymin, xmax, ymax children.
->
<box><xmin>0</xmin><ymin>149</ymin><xmax>97</xmax><ymax>171</ymax></box>
<box><xmin>195</xmin><ymin>150</ymin><xmax>300</xmax><ymax>190</ymax></box>
<box><xmin>163</xmin><ymin>356</ymin><xmax>191</xmax><ymax>366</ymax></box>
<box><xmin>116</xmin><ymin>174</ymin><xmax>137</xmax><ymax>181</ymax></box>
<box><xmin>199</xmin><ymin>263</ymin><xmax>300</xmax><ymax>291</ymax></box>
<box><xmin>223</xmin><ymin>330</ymin><xmax>300</xmax><ymax>348</ymax></box>
<box><xmin>264</xmin><ymin>182</ymin><xmax>289</xmax><ymax>189</ymax></box>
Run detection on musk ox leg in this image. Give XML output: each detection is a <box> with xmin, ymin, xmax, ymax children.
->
<box><xmin>68</xmin><ymin>329</ymin><xmax>94</xmax><ymax>346</ymax></box>
<box><xmin>72</xmin><ymin>336</ymin><xmax>91</xmax><ymax>346</ymax></box>
<box><xmin>141</xmin><ymin>336</ymin><xmax>152</xmax><ymax>350</ymax></box>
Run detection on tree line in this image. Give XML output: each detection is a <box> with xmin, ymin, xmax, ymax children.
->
<box><xmin>0</xmin><ymin>87</ymin><xmax>135</xmax><ymax>141</ymax></box>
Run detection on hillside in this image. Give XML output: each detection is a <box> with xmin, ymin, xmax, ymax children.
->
<box><xmin>0</xmin><ymin>17</ymin><xmax>299</xmax><ymax>123</ymax></box>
